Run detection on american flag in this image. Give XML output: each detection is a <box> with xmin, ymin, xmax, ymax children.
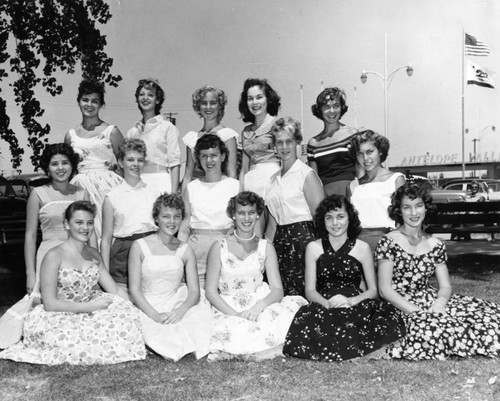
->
<box><xmin>465</xmin><ymin>33</ymin><xmax>491</xmax><ymax>56</ymax></box>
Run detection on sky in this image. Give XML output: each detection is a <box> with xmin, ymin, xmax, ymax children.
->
<box><xmin>1</xmin><ymin>0</ymin><xmax>499</xmax><ymax>175</ymax></box>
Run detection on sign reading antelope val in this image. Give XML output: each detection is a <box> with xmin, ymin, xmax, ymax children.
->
<box><xmin>399</xmin><ymin>152</ymin><xmax>500</xmax><ymax>166</ymax></box>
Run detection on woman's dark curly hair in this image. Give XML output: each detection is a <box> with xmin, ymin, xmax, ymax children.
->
<box><xmin>134</xmin><ymin>78</ymin><xmax>165</xmax><ymax>115</ymax></box>
<box><xmin>348</xmin><ymin>130</ymin><xmax>390</xmax><ymax>163</ymax></box>
<box><xmin>226</xmin><ymin>191</ymin><xmax>265</xmax><ymax>219</ymax></box>
<box><xmin>388</xmin><ymin>182</ymin><xmax>437</xmax><ymax>226</ymax></box>
<box><xmin>77</xmin><ymin>80</ymin><xmax>105</xmax><ymax>105</ymax></box>
<box><xmin>238</xmin><ymin>78</ymin><xmax>281</xmax><ymax>123</ymax></box>
<box><xmin>192</xmin><ymin>85</ymin><xmax>227</xmax><ymax>121</ymax></box>
<box><xmin>64</xmin><ymin>200</ymin><xmax>96</xmax><ymax>221</ymax></box>
<box><xmin>311</xmin><ymin>87</ymin><xmax>348</xmax><ymax>120</ymax></box>
<box><xmin>314</xmin><ymin>195</ymin><xmax>362</xmax><ymax>239</ymax></box>
<box><xmin>194</xmin><ymin>133</ymin><xmax>229</xmax><ymax>173</ymax></box>
<box><xmin>40</xmin><ymin>143</ymin><xmax>79</xmax><ymax>180</ymax></box>
<box><xmin>152</xmin><ymin>193</ymin><xmax>185</xmax><ymax>224</ymax></box>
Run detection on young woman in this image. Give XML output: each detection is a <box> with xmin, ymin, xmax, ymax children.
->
<box><xmin>238</xmin><ymin>78</ymin><xmax>281</xmax><ymax>197</ymax></box>
<box><xmin>24</xmin><ymin>143</ymin><xmax>89</xmax><ymax>297</ymax></box>
<box><xmin>205</xmin><ymin>192</ymin><xmax>307</xmax><ymax>361</ymax></box>
<box><xmin>178</xmin><ymin>134</ymin><xmax>240</xmax><ymax>287</ymax></box>
<box><xmin>376</xmin><ymin>182</ymin><xmax>500</xmax><ymax>360</ymax></box>
<box><xmin>307</xmin><ymin>87</ymin><xmax>359</xmax><ymax>196</ymax></box>
<box><xmin>182</xmin><ymin>85</ymin><xmax>238</xmax><ymax>192</ymax></box>
<box><xmin>283</xmin><ymin>195</ymin><xmax>405</xmax><ymax>361</ymax></box>
<box><xmin>101</xmin><ymin>139</ymin><xmax>160</xmax><ymax>296</ymax></box>
<box><xmin>126</xmin><ymin>79</ymin><xmax>181</xmax><ymax>195</ymax></box>
<box><xmin>128</xmin><ymin>193</ymin><xmax>213</xmax><ymax>361</ymax></box>
<box><xmin>348</xmin><ymin>130</ymin><xmax>406</xmax><ymax>251</ymax></box>
<box><xmin>265</xmin><ymin>117</ymin><xmax>324</xmax><ymax>296</ymax></box>
<box><xmin>64</xmin><ymin>79</ymin><xmax>123</xmax><ymax>240</ymax></box>
<box><xmin>0</xmin><ymin>201</ymin><xmax>146</xmax><ymax>365</ymax></box>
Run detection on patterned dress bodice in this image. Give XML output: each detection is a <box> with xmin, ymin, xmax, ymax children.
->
<box><xmin>57</xmin><ymin>263</ymin><xmax>101</xmax><ymax>303</ymax></box>
<box><xmin>68</xmin><ymin>126</ymin><xmax>116</xmax><ymax>172</ymax></box>
<box><xmin>316</xmin><ymin>237</ymin><xmax>363</xmax><ymax>298</ymax></box>
<box><xmin>218</xmin><ymin>238</ymin><xmax>266</xmax><ymax>297</ymax></box>
<box><xmin>375</xmin><ymin>236</ymin><xmax>446</xmax><ymax>306</ymax></box>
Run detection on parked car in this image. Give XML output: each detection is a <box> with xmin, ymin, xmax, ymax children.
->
<box><xmin>6</xmin><ymin>173</ymin><xmax>50</xmax><ymax>198</ymax></box>
<box><xmin>0</xmin><ymin>176</ymin><xmax>27</xmax><ymax>251</ymax></box>
<box><xmin>440</xmin><ymin>179</ymin><xmax>500</xmax><ymax>201</ymax></box>
<box><xmin>430</xmin><ymin>189</ymin><xmax>467</xmax><ymax>203</ymax></box>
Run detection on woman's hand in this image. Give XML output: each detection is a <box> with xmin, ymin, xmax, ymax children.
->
<box><xmin>26</xmin><ymin>274</ymin><xmax>36</xmax><ymax>295</ymax></box>
<box><xmin>239</xmin><ymin>303</ymin><xmax>265</xmax><ymax>321</ymax></box>
<box><xmin>428</xmin><ymin>297</ymin><xmax>447</xmax><ymax>315</ymax></box>
<box><xmin>88</xmin><ymin>297</ymin><xmax>113</xmax><ymax>312</ymax></box>
<box><xmin>161</xmin><ymin>308</ymin><xmax>185</xmax><ymax>324</ymax></box>
<box><xmin>328</xmin><ymin>294</ymin><xmax>351</xmax><ymax>308</ymax></box>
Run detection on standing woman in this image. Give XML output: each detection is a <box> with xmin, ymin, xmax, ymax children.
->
<box><xmin>348</xmin><ymin>130</ymin><xmax>405</xmax><ymax>251</ymax></box>
<box><xmin>265</xmin><ymin>117</ymin><xmax>324</xmax><ymax>296</ymax></box>
<box><xmin>376</xmin><ymin>182</ymin><xmax>500</xmax><ymax>360</ymax></box>
<box><xmin>307</xmin><ymin>87</ymin><xmax>359</xmax><ymax>196</ymax></box>
<box><xmin>0</xmin><ymin>201</ymin><xmax>146</xmax><ymax>365</ymax></box>
<box><xmin>126</xmin><ymin>79</ymin><xmax>181</xmax><ymax>195</ymax></box>
<box><xmin>101</xmin><ymin>139</ymin><xmax>160</xmax><ymax>296</ymax></box>
<box><xmin>25</xmin><ymin>143</ymin><xmax>89</xmax><ymax>298</ymax></box>
<box><xmin>182</xmin><ymin>85</ymin><xmax>238</xmax><ymax>192</ymax></box>
<box><xmin>178</xmin><ymin>134</ymin><xmax>239</xmax><ymax>288</ymax></box>
<box><xmin>238</xmin><ymin>78</ymin><xmax>281</xmax><ymax>197</ymax></box>
<box><xmin>64</xmin><ymin>79</ymin><xmax>123</xmax><ymax>241</ymax></box>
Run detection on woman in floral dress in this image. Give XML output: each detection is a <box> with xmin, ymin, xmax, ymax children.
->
<box><xmin>205</xmin><ymin>191</ymin><xmax>307</xmax><ymax>360</ymax></box>
<box><xmin>0</xmin><ymin>201</ymin><xmax>145</xmax><ymax>365</ymax></box>
<box><xmin>283</xmin><ymin>195</ymin><xmax>405</xmax><ymax>361</ymax></box>
<box><xmin>376</xmin><ymin>182</ymin><xmax>500</xmax><ymax>360</ymax></box>
<box><xmin>65</xmin><ymin>79</ymin><xmax>123</xmax><ymax>241</ymax></box>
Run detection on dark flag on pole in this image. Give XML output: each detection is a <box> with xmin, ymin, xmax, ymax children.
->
<box><xmin>465</xmin><ymin>33</ymin><xmax>491</xmax><ymax>56</ymax></box>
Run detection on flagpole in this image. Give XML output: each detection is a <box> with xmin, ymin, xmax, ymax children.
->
<box><xmin>461</xmin><ymin>29</ymin><xmax>466</xmax><ymax>179</ymax></box>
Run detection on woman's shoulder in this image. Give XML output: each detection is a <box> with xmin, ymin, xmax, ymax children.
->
<box><xmin>182</xmin><ymin>131</ymin><xmax>198</xmax><ymax>148</ymax></box>
<box><xmin>217</xmin><ymin>127</ymin><xmax>239</xmax><ymax>141</ymax></box>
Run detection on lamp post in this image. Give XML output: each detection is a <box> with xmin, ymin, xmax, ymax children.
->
<box><xmin>466</xmin><ymin>125</ymin><xmax>496</xmax><ymax>166</ymax></box>
<box><xmin>360</xmin><ymin>33</ymin><xmax>413</xmax><ymax>167</ymax></box>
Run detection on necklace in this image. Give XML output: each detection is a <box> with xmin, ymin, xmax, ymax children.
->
<box><xmin>234</xmin><ymin>231</ymin><xmax>256</xmax><ymax>241</ymax></box>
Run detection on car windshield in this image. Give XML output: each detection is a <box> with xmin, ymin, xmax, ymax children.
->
<box><xmin>0</xmin><ymin>179</ymin><xmax>16</xmax><ymax>197</ymax></box>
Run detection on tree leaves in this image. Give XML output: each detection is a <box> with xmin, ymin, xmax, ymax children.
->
<box><xmin>0</xmin><ymin>0</ymin><xmax>122</xmax><ymax>170</ymax></box>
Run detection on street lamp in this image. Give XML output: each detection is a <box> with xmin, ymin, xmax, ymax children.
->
<box><xmin>466</xmin><ymin>125</ymin><xmax>496</xmax><ymax>162</ymax></box>
<box><xmin>360</xmin><ymin>33</ymin><xmax>413</xmax><ymax>166</ymax></box>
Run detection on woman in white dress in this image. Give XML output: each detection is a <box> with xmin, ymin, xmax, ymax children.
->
<box><xmin>128</xmin><ymin>193</ymin><xmax>213</xmax><ymax>361</ymax></box>
<box><xmin>64</xmin><ymin>79</ymin><xmax>123</xmax><ymax>241</ymax></box>
<box><xmin>348</xmin><ymin>130</ymin><xmax>406</xmax><ymax>251</ymax></box>
<box><xmin>182</xmin><ymin>85</ymin><xmax>238</xmax><ymax>192</ymax></box>
<box><xmin>206</xmin><ymin>191</ymin><xmax>307</xmax><ymax>361</ymax></box>
<box><xmin>178</xmin><ymin>134</ymin><xmax>240</xmax><ymax>288</ymax></box>
<box><xmin>126</xmin><ymin>78</ymin><xmax>181</xmax><ymax>195</ymax></box>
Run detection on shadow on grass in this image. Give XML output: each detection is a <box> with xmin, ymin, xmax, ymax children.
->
<box><xmin>447</xmin><ymin>254</ymin><xmax>500</xmax><ymax>280</ymax></box>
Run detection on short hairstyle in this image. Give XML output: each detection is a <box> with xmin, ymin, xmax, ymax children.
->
<box><xmin>134</xmin><ymin>78</ymin><xmax>165</xmax><ymax>115</ymax></box>
<box><xmin>194</xmin><ymin>133</ymin><xmax>229</xmax><ymax>173</ymax></box>
<box><xmin>226</xmin><ymin>191</ymin><xmax>265</xmax><ymax>218</ymax></box>
<box><xmin>64</xmin><ymin>200</ymin><xmax>96</xmax><ymax>221</ymax></box>
<box><xmin>77</xmin><ymin>79</ymin><xmax>105</xmax><ymax>105</ymax></box>
<box><xmin>349</xmin><ymin>130</ymin><xmax>390</xmax><ymax>163</ymax></box>
<box><xmin>314</xmin><ymin>195</ymin><xmax>362</xmax><ymax>239</ymax></box>
<box><xmin>39</xmin><ymin>143</ymin><xmax>80</xmax><ymax>179</ymax></box>
<box><xmin>152</xmin><ymin>193</ymin><xmax>185</xmax><ymax>224</ymax></box>
<box><xmin>192</xmin><ymin>85</ymin><xmax>227</xmax><ymax>121</ymax></box>
<box><xmin>238</xmin><ymin>78</ymin><xmax>281</xmax><ymax>123</ymax></box>
<box><xmin>270</xmin><ymin>116</ymin><xmax>303</xmax><ymax>145</ymax></box>
<box><xmin>311</xmin><ymin>87</ymin><xmax>348</xmax><ymax>120</ymax></box>
<box><xmin>388</xmin><ymin>182</ymin><xmax>437</xmax><ymax>226</ymax></box>
<box><xmin>118</xmin><ymin>138</ymin><xmax>147</xmax><ymax>160</ymax></box>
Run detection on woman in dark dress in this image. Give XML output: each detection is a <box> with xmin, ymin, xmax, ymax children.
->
<box><xmin>283</xmin><ymin>195</ymin><xmax>405</xmax><ymax>361</ymax></box>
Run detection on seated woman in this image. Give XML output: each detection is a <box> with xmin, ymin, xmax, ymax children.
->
<box><xmin>283</xmin><ymin>195</ymin><xmax>405</xmax><ymax>361</ymax></box>
<box><xmin>205</xmin><ymin>192</ymin><xmax>307</xmax><ymax>361</ymax></box>
<box><xmin>0</xmin><ymin>201</ymin><xmax>146</xmax><ymax>365</ymax></box>
<box><xmin>101</xmin><ymin>139</ymin><xmax>160</xmax><ymax>296</ymax></box>
<box><xmin>376</xmin><ymin>182</ymin><xmax>500</xmax><ymax>360</ymax></box>
<box><xmin>128</xmin><ymin>193</ymin><xmax>213</xmax><ymax>361</ymax></box>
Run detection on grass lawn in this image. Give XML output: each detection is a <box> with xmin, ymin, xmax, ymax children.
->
<box><xmin>1</xmin><ymin>255</ymin><xmax>500</xmax><ymax>401</ymax></box>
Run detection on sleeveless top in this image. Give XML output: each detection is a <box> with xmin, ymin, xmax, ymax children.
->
<box><xmin>350</xmin><ymin>173</ymin><xmax>404</xmax><ymax>229</ymax></box>
<box><xmin>68</xmin><ymin>125</ymin><xmax>117</xmax><ymax>172</ymax></box>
